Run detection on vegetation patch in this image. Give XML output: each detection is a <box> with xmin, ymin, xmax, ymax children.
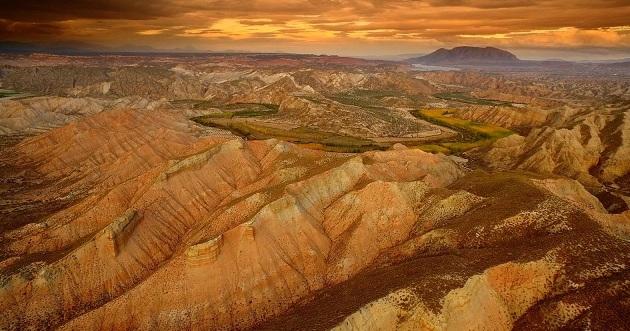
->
<box><xmin>329</xmin><ymin>89</ymin><xmax>421</xmax><ymax>109</ymax></box>
<box><xmin>193</xmin><ymin>116</ymin><xmax>389</xmax><ymax>153</ymax></box>
<box><xmin>174</xmin><ymin>100</ymin><xmax>279</xmax><ymax>117</ymax></box>
<box><xmin>411</xmin><ymin>108</ymin><xmax>513</xmax><ymax>154</ymax></box>
<box><xmin>0</xmin><ymin>89</ymin><xmax>27</xmax><ymax>99</ymax></box>
<box><xmin>172</xmin><ymin>99</ymin><xmax>277</xmax><ymax>110</ymax></box>
<box><xmin>413</xmin><ymin>109</ymin><xmax>512</xmax><ymax>139</ymax></box>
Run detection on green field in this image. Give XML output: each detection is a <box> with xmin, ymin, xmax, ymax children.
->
<box><xmin>434</xmin><ymin>92</ymin><xmax>514</xmax><ymax>106</ymax></box>
<box><xmin>411</xmin><ymin>108</ymin><xmax>513</xmax><ymax>154</ymax></box>
<box><xmin>0</xmin><ymin>89</ymin><xmax>21</xmax><ymax>99</ymax></box>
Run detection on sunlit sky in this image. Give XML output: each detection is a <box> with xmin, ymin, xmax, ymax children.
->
<box><xmin>2</xmin><ymin>0</ymin><xmax>630</xmax><ymax>60</ymax></box>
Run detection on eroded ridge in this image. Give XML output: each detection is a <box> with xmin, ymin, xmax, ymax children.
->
<box><xmin>1</xmin><ymin>107</ymin><xmax>468</xmax><ymax>330</ymax></box>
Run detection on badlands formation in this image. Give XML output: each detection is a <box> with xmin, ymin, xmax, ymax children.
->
<box><xmin>0</xmin><ymin>53</ymin><xmax>629</xmax><ymax>330</ymax></box>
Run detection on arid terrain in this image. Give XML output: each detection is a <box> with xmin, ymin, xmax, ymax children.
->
<box><xmin>0</xmin><ymin>51</ymin><xmax>629</xmax><ymax>330</ymax></box>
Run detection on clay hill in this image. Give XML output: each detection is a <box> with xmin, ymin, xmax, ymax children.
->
<box><xmin>407</xmin><ymin>46</ymin><xmax>520</xmax><ymax>65</ymax></box>
<box><xmin>0</xmin><ymin>53</ymin><xmax>629</xmax><ymax>330</ymax></box>
<box><xmin>1</xmin><ymin>108</ymin><xmax>629</xmax><ymax>331</ymax></box>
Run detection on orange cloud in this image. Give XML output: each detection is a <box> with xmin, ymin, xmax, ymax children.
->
<box><xmin>1</xmin><ymin>0</ymin><xmax>629</xmax><ymax>58</ymax></box>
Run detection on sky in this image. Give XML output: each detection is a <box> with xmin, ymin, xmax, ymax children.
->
<box><xmin>1</xmin><ymin>0</ymin><xmax>629</xmax><ymax>60</ymax></box>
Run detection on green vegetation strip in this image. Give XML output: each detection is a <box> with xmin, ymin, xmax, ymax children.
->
<box><xmin>192</xmin><ymin>117</ymin><xmax>389</xmax><ymax>153</ymax></box>
<box><xmin>0</xmin><ymin>89</ymin><xmax>22</xmax><ymax>99</ymax></box>
<box><xmin>412</xmin><ymin>108</ymin><xmax>513</xmax><ymax>154</ymax></box>
<box><xmin>172</xmin><ymin>100</ymin><xmax>279</xmax><ymax>114</ymax></box>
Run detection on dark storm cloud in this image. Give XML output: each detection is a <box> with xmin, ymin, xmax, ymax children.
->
<box><xmin>0</xmin><ymin>0</ymin><xmax>191</xmax><ymax>22</ymax></box>
<box><xmin>0</xmin><ymin>19</ymin><xmax>63</xmax><ymax>39</ymax></box>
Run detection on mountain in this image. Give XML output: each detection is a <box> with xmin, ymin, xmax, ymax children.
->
<box><xmin>602</xmin><ymin>60</ymin><xmax>630</xmax><ymax>69</ymax></box>
<box><xmin>407</xmin><ymin>46</ymin><xmax>520</xmax><ymax>65</ymax></box>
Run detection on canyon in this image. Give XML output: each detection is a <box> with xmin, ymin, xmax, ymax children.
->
<box><xmin>0</xmin><ymin>52</ymin><xmax>628</xmax><ymax>330</ymax></box>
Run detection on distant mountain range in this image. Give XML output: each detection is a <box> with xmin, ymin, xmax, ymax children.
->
<box><xmin>1</xmin><ymin>42</ymin><xmax>628</xmax><ymax>74</ymax></box>
<box><xmin>0</xmin><ymin>41</ymin><xmax>248</xmax><ymax>55</ymax></box>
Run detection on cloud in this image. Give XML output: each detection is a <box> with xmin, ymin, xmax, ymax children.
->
<box><xmin>458</xmin><ymin>26</ymin><xmax>630</xmax><ymax>48</ymax></box>
<box><xmin>1</xmin><ymin>0</ymin><xmax>628</xmax><ymax>57</ymax></box>
<box><xmin>0</xmin><ymin>19</ymin><xmax>63</xmax><ymax>40</ymax></box>
<box><xmin>426</xmin><ymin>0</ymin><xmax>537</xmax><ymax>9</ymax></box>
<box><xmin>137</xmin><ymin>29</ymin><xmax>169</xmax><ymax>36</ymax></box>
<box><xmin>1</xmin><ymin>0</ymin><xmax>195</xmax><ymax>22</ymax></box>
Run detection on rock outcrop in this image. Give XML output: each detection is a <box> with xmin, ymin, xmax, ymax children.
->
<box><xmin>257</xmin><ymin>172</ymin><xmax>630</xmax><ymax>330</ymax></box>
<box><xmin>481</xmin><ymin>104</ymin><xmax>630</xmax><ymax>189</ymax></box>
<box><xmin>0</xmin><ymin>96</ymin><xmax>167</xmax><ymax>136</ymax></box>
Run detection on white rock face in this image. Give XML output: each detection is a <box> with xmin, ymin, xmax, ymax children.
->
<box><xmin>0</xmin><ymin>97</ymin><xmax>105</xmax><ymax>134</ymax></box>
<box><xmin>484</xmin><ymin>108</ymin><xmax>630</xmax><ymax>187</ymax></box>
<box><xmin>333</xmin><ymin>257</ymin><xmax>561</xmax><ymax>331</ymax></box>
